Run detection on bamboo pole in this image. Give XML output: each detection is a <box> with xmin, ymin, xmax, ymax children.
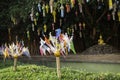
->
<box><xmin>3</xmin><ymin>56</ymin><xmax>6</xmax><ymax>65</ymax></box>
<box><xmin>13</xmin><ymin>57</ymin><xmax>18</xmax><ymax>71</ymax></box>
<box><xmin>56</xmin><ymin>57</ymin><xmax>61</xmax><ymax>79</ymax></box>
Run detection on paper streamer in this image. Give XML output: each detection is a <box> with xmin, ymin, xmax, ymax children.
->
<box><xmin>42</xmin><ymin>4</ymin><xmax>46</xmax><ymax>17</ymax></box>
<box><xmin>60</xmin><ymin>5</ymin><xmax>64</xmax><ymax>18</ymax></box>
<box><xmin>38</xmin><ymin>3</ymin><xmax>41</xmax><ymax>12</ymax></box>
<box><xmin>46</xmin><ymin>4</ymin><xmax>49</xmax><ymax>13</ymax></box>
<box><xmin>52</xmin><ymin>10</ymin><xmax>56</xmax><ymax>23</ymax></box>
<box><xmin>109</xmin><ymin>0</ymin><xmax>113</xmax><ymax>10</ymax></box>
<box><xmin>118</xmin><ymin>11</ymin><xmax>120</xmax><ymax>21</ymax></box>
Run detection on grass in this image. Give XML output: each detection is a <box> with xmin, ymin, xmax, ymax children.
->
<box><xmin>0</xmin><ymin>60</ymin><xmax>120</xmax><ymax>80</ymax></box>
<box><xmin>26</xmin><ymin>60</ymin><xmax>120</xmax><ymax>73</ymax></box>
<box><xmin>61</xmin><ymin>62</ymin><xmax>120</xmax><ymax>73</ymax></box>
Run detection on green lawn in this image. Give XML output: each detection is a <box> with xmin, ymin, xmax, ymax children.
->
<box><xmin>61</xmin><ymin>62</ymin><xmax>120</xmax><ymax>73</ymax></box>
<box><xmin>29</xmin><ymin>61</ymin><xmax>120</xmax><ymax>73</ymax></box>
<box><xmin>0</xmin><ymin>60</ymin><xmax>120</xmax><ymax>80</ymax></box>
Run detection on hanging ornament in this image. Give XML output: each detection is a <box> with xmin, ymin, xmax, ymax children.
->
<box><xmin>112</xmin><ymin>12</ymin><xmax>115</xmax><ymax>20</ymax></box>
<box><xmin>27</xmin><ymin>30</ymin><xmax>30</xmax><ymax>40</ymax></box>
<box><xmin>8</xmin><ymin>28</ymin><xmax>11</xmax><ymax>41</ymax></box>
<box><xmin>113</xmin><ymin>2</ymin><xmax>117</xmax><ymax>12</ymax></box>
<box><xmin>79</xmin><ymin>22</ymin><xmax>82</xmax><ymax>30</ymax></box>
<box><xmin>107</xmin><ymin>13</ymin><xmax>111</xmax><ymax>21</ymax></box>
<box><xmin>46</xmin><ymin>4</ymin><xmax>49</xmax><ymax>13</ymax></box>
<box><xmin>86</xmin><ymin>0</ymin><xmax>90</xmax><ymax>3</ymax></box>
<box><xmin>82</xmin><ymin>0</ymin><xmax>85</xmax><ymax>4</ymax></box>
<box><xmin>11</xmin><ymin>15</ymin><xmax>16</xmax><ymax>25</ymax></box>
<box><xmin>75</xmin><ymin>10</ymin><xmax>78</xmax><ymax>16</ymax></box>
<box><xmin>72</xmin><ymin>27</ymin><xmax>74</xmax><ymax>35</ymax></box>
<box><xmin>38</xmin><ymin>2</ymin><xmax>41</xmax><ymax>12</ymax></box>
<box><xmin>42</xmin><ymin>4</ymin><xmax>46</xmax><ymax>17</ymax></box>
<box><xmin>34</xmin><ymin>18</ymin><xmax>37</xmax><ymax>26</ymax></box>
<box><xmin>30</xmin><ymin>7</ymin><xmax>34</xmax><ymax>21</ymax></box>
<box><xmin>52</xmin><ymin>23</ymin><xmax>55</xmax><ymax>30</ymax></box>
<box><xmin>79</xmin><ymin>31</ymin><xmax>82</xmax><ymax>38</ymax></box>
<box><xmin>71</xmin><ymin>0</ymin><xmax>75</xmax><ymax>8</ymax></box>
<box><xmin>67</xmin><ymin>28</ymin><xmax>70</xmax><ymax>35</ymax></box>
<box><xmin>60</xmin><ymin>19</ymin><xmax>62</xmax><ymax>27</ymax></box>
<box><xmin>36</xmin><ymin>12</ymin><xmax>39</xmax><ymax>20</ymax></box>
<box><xmin>52</xmin><ymin>10</ymin><xmax>56</xmax><ymax>23</ymax></box>
<box><xmin>66</xmin><ymin>3</ymin><xmax>71</xmax><ymax>13</ymax></box>
<box><xmin>108</xmin><ymin>0</ymin><xmax>113</xmax><ymax>10</ymax></box>
<box><xmin>49</xmin><ymin>0</ymin><xmax>54</xmax><ymax>13</ymax></box>
<box><xmin>97</xmin><ymin>0</ymin><xmax>100</xmax><ymax>2</ymax></box>
<box><xmin>117</xmin><ymin>10</ymin><xmax>120</xmax><ymax>21</ymax></box>
<box><xmin>32</xmin><ymin>23</ymin><xmax>35</xmax><ymax>31</ymax></box>
<box><xmin>74</xmin><ymin>24</ymin><xmax>77</xmax><ymax>31</ymax></box>
<box><xmin>43</xmin><ymin>24</ymin><xmax>47</xmax><ymax>33</ymax></box>
<box><xmin>60</xmin><ymin>4</ymin><xmax>64</xmax><ymax>18</ymax></box>
<box><xmin>78</xmin><ymin>3</ymin><xmax>83</xmax><ymax>13</ymax></box>
<box><xmin>83</xmin><ymin>22</ymin><xmax>86</xmax><ymax>29</ymax></box>
<box><xmin>37</xmin><ymin>28</ymin><xmax>40</xmax><ymax>36</ymax></box>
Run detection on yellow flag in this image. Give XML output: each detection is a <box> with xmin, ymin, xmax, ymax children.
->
<box><xmin>34</xmin><ymin>18</ymin><xmax>37</xmax><ymax>25</ymax></box>
<box><xmin>109</xmin><ymin>0</ymin><xmax>113</xmax><ymax>10</ymax></box>
<box><xmin>52</xmin><ymin>10</ymin><xmax>56</xmax><ymax>23</ymax></box>
<box><xmin>44</xmin><ymin>24</ymin><xmax>47</xmax><ymax>33</ymax></box>
<box><xmin>118</xmin><ymin>11</ymin><xmax>120</xmax><ymax>21</ymax></box>
<box><xmin>46</xmin><ymin>4</ymin><xmax>49</xmax><ymax>13</ymax></box>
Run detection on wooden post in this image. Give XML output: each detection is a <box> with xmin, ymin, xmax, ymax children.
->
<box><xmin>14</xmin><ymin>57</ymin><xmax>17</xmax><ymax>71</ymax></box>
<box><xmin>3</xmin><ymin>56</ymin><xmax>6</xmax><ymax>65</ymax></box>
<box><xmin>56</xmin><ymin>57</ymin><xmax>61</xmax><ymax>79</ymax></box>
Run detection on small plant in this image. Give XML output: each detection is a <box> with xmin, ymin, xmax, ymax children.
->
<box><xmin>0</xmin><ymin>41</ymin><xmax>31</xmax><ymax>71</ymax></box>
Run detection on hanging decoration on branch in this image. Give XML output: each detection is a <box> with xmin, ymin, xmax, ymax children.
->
<box><xmin>43</xmin><ymin>24</ymin><xmax>47</xmax><ymax>33</ymax></box>
<box><xmin>118</xmin><ymin>10</ymin><xmax>120</xmax><ymax>21</ymax></box>
<box><xmin>60</xmin><ymin>4</ymin><xmax>64</xmax><ymax>18</ymax></box>
<box><xmin>52</xmin><ymin>10</ymin><xmax>56</xmax><ymax>23</ymax></box>
<box><xmin>42</xmin><ymin>4</ymin><xmax>46</xmax><ymax>17</ymax></box>
<box><xmin>78</xmin><ymin>2</ymin><xmax>83</xmax><ymax>13</ymax></box>
<box><xmin>38</xmin><ymin>2</ymin><xmax>41</xmax><ymax>12</ymax></box>
<box><xmin>49</xmin><ymin>0</ymin><xmax>54</xmax><ymax>13</ymax></box>
<box><xmin>66</xmin><ymin>3</ymin><xmax>71</xmax><ymax>13</ymax></box>
<box><xmin>27</xmin><ymin>30</ymin><xmax>30</xmax><ymax>40</ymax></box>
<box><xmin>71</xmin><ymin>0</ymin><xmax>75</xmax><ymax>8</ymax></box>
<box><xmin>108</xmin><ymin>0</ymin><xmax>113</xmax><ymax>10</ymax></box>
<box><xmin>46</xmin><ymin>4</ymin><xmax>49</xmax><ymax>13</ymax></box>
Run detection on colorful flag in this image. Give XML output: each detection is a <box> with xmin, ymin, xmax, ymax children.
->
<box><xmin>55</xmin><ymin>28</ymin><xmax>61</xmax><ymax>39</ymax></box>
<box><xmin>70</xmin><ymin>40</ymin><xmax>76</xmax><ymax>54</ymax></box>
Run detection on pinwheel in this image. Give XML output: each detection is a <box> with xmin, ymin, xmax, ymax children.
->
<box><xmin>39</xmin><ymin>28</ymin><xmax>76</xmax><ymax>78</ymax></box>
<box><xmin>0</xmin><ymin>41</ymin><xmax>31</xmax><ymax>71</ymax></box>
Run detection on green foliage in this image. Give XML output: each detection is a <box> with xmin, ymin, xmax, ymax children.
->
<box><xmin>0</xmin><ymin>60</ymin><xmax>120</xmax><ymax>80</ymax></box>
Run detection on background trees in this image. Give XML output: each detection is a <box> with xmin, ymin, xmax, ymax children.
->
<box><xmin>0</xmin><ymin>0</ymin><xmax>120</xmax><ymax>54</ymax></box>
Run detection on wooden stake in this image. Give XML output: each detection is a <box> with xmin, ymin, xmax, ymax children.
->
<box><xmin>3</xmin><ymin>57</ymin><xmax>6</xmax><ymax>65</ymax></box>
<box><xmin>14</xmin><ymin>58</ymin><xmax>17</xmax><ymax>71</ymax></box>
<box><xmin>56</xmin><ymin>57</ymin><xmax>61</xmax><ymax>79</ymax></box>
